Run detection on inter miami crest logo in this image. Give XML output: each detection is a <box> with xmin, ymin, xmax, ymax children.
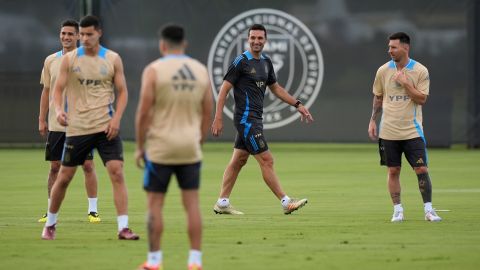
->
<box><xmin>208</xmin><ymin>8</ymin><xmax>324</xmax><ymax>129</ymax></box>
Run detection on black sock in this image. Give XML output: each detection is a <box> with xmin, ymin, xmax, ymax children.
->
<box><xmin>417</xmin><ymin>172</ymin><xmax>432</xmax><ymax>203</ymax></box>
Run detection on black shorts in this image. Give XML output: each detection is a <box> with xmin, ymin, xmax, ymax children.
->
<box><xmin>234</xmin><ymin>122</ymin><xmax>268</xmax><ymax>155</ymax></box>
<box><xmin>45</xmin><ymin>131</ymin><xmax>93</xmax><ymax>162</ymax></box>
<box><xmin>62</xmin><ymin>132</ymin><xmax>123</xmax><ymax>167</ymax></box>
<box><xmin>379</xmin><ymin>137</ymin><xmax>428</xmax><ymax>167</ymax></box>
<box><xmin>143</xmin><ymin>160</ymin><xmax>201</xmax><ymax>193</ymax></box>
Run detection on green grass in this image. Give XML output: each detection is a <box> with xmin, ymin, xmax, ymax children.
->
<box><xmin>0</xmin><ymin>143</ymin><xmax>479</xmax><ymax>270</ymax></box>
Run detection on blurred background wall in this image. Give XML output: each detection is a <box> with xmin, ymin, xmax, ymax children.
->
<box><xmin>1</xmin><ymin>0</ymin><xmax>478</xmax><ymax>147</ymax></box>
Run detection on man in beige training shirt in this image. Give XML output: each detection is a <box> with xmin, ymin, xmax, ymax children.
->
<box><xmin>368</xmin><ymin>32</ymin><xmax>442</xmax><ymax>223</ymax></box>
<box><xmin>38</xmin><ymin>19</ymin><xmax>101</xmax><ymax>224</ymax></box>
<box><xmin>41</xmin><ymin>15</ymin><xmax>139</xmax><ymax>240</ymax></box>
<box><xmin>135</xmin><ymin>24</ymin><xmax>212</xmax><ymax>270</ymax></box>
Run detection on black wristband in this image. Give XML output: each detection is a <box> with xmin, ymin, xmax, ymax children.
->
<box><xmin>294</xmin><ymin>100</ymin><xmax>302</xmax><ymax>108</ymax></box>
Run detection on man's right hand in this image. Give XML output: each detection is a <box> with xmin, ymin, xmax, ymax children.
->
<box><xmin>39</xmin><ymin>119</ymin><xmax>48</xmax><ymax>137</ymax></box>
<box><xmin>211</xmin><ymin>118</ymin><xmax>223</xmax><ymax>137</ymax></box>
<box><xmin>368</xmin><ymin>120</ymin><xmax>378</xmax><ymax>141</ymax></box>
<box><xmin>56</xmin><ymin>111</ymin><xmax>68</xmax><ymax>126</ymax></box>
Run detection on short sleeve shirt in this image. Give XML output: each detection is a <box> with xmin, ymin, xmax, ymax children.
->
<box><xmin>224</xmin><ymin>50</ymin><xmax>276</xmax><ymax>124</ymax></box>
<box><xmin>40</xmin><ymin>51</ymin><xmax>66</xmax><ymax>132</ymax></box>
<box><xmin>373</xmin><ymin>59</ymin><xmax>430</xmax><ymax>140</ymax></box>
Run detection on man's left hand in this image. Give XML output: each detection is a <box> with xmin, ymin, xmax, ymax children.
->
<box><xmin>134</xmin><ymin>148</ymin><xmax>145</xmax><ymax>169</ymax></box>
<box><xmin>105</xmin><ymin>117</ymin><xmax>121</xmax><ymax>140</ymax></box>
<box><xmin>298</xmin><ymin>105</ymin><xmax>314</xmax><ymax>123</ymax></box>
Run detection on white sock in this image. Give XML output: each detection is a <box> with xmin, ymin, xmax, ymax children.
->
<box><xmin>281</xmin><ymin>195</ymin><xmax>291</xmax><ymax>207</ymax></box>
<box><xmin>424</xmin><ymin>202</ymin><xmax>433</xmax><ymax>212</ymax></box>
<box><xmin>217</xmin><ymin>198</ymin><xmax>230</xmax><ymax>207</ymax></box>
<box><xmin>147</xmin><ymin>250</ymin><xmax>162</xmax><ymax>267</ymax></box>
<box><xmin>188</xmin><ymin>249</ymin><xmax>202</xmax><ymax>266</ymax></box>
<box><xmin>88</xmin><ymin>197</ymin><xmax>98</xmax><ymax>213</ymax></box>
<box><xmin>117</xmin><ymin>215</ymin><xmax>128</xmax><ymax>231</ymax></box>
<box><xmin>46</xmin><ymin>211</ymin><xmax>58</xmax><ymax>227</ymax></box>
<box><xmin>393</xmin><ymin>204</ymin><xmax>403</xmax><ymax>213</ymax></box>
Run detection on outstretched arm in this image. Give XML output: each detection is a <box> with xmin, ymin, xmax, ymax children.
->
<box><xmin>368</xmin><ymin>95</ymin><xmax>383</xmax><ymax>141</ymax></box>
<box><xmin>268</xmin><ymin>82</ymin><xmax>314</xmax><ymax>123</ymax></box>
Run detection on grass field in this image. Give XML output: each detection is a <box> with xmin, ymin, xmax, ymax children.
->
<box><xmin>0</xmin><ymin>142</ymin><xmax>479</xmax><ymax>270</ymax></box>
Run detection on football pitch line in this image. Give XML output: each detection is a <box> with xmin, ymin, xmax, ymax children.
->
<box><xmin>434</xmin><ymin>189</ymin><xmax>480</xmax><ymax>193</ymax></box>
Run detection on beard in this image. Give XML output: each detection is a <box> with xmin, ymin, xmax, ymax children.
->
<box><xmin>391</xmin><ymin>55</ymin><xmax>401</xmax><ymax>62</ymax></box>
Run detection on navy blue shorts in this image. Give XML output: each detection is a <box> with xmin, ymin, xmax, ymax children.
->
<box><xmin>234</xmin><ymin>122</ymin><xmax>268</xmax><ymax>155</ymax></box>
<box><xmin>143</xmin><ymin>160</ymin><xmax>201</xmax><ymax>193</ymax></box>
<box><xmin>46</xmin><ymin>131</ymin><xmax>93</xmax><ymax>162</ymax></box>
<box><xmin>379</xmin><ymin>137</ymin><xmax>428</xmax><ymax>167</ymax></box>
<box><xmin>62</xmin><ymin>132</ymin><xmax>122</xmax><ymax>166</ymax></box>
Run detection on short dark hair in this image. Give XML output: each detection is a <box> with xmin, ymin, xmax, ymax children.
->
<box><xmin>389</xmin><ymin>32</ymin><xmax>410</xmax><ymax>45</ymax></box>
<box><xmin>159</xmin><ymin>23</ymin><xmax>185</xmax><ymax>45</ymax></box>
<box><xmin>61</xmin><ymin>19</ymin><xmax>79</xmax><ymax>32</ymax></box>
<box><xmin>79</xmin><ymin>15</ymin><xmax>101</xmax><ymax>30</ymax></box>
<box><xmin>248</xmin><ymin>24</ymin><xmax>267</xmax><ymax>39</ymax></box>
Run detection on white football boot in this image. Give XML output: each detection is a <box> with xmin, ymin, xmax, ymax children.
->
<box><xmin>391</xmin><ymin>211</ymin><xmax>404</xmax><ymax>222</ymax></box>
<box><xmin>425</xmin><ymin>209</ymin><xmax>442</xmax><ymax>222</ymax></box>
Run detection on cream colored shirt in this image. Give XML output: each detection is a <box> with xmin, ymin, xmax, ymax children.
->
<box><xmin>146</xmin><ymin>55</ymin><xmax>209</xmax><ymax>164</ymax></box>
<box><xmin>40</xmin><ymin>50</ymin><xmax>66</xmax><ymax>132</ymax></box>
<box><xmin>373</xmin><ymin>59</ymin><xmax>430</xmax><ymax>140</ymax></box>
<box><xmin>64</xmin><ymin>46</ymin><xmax>116</xmax><ymax>136</ymax></box>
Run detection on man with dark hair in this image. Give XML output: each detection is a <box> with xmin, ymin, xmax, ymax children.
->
<box><xmin>41</xmin><ymin>15</ymin><xmax>139</xmax><ymax>240</ymax></box>
<box><xmin>38</xmin><ymin>19</ymin><xmax>101</xmax><ymax>224</ymax></box>
<box><xmin>79</xmin><ymin>14</ymin><xmax>101</xmax><ymax>29</ymax></box>
<box><xmin>249</xmin><ymin>23</ymin><xmax>268</xmax><ymax>38</ymax></box>
<box><xmin>158</xmin><ymin>23</ymin><xmax>184</xmax><ymax>42</ymax></box>
<box><xmin>61</xmin><ymin>19</ymin><xmax>80</xmax><ymax>31</ymax></box>
<box><xmin>388</xmin><ymin>32</ymin><xmax>410</xmax><ymax>45</ymax></box>
<box><xmin>368</xmin><ymin>32</ymin><xmax>442</xmax><ymax>222</ymax></box>
<box><xmin>211</xmin><ymin>23</ymin><xmax>313</xmax><ymax>215</ymax></box>
<box><xmin>135</xmin><ymin>23</ymin><xmax>212</xmax><ymax>270</ymax></box>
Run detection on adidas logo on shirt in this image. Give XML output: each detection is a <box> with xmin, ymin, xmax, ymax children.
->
<box><xmin>172</xmin><ymin>64</ymin><xmax>196</xmax><ymax>91</ymax></box>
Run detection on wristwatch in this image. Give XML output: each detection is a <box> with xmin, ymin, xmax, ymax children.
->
<box><xmin>294</xmin><ymin>100</ymin><xmax>302</xmax><ymax>108</ymax></box>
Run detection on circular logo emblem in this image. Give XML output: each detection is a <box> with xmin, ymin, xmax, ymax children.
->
<box><xmin>208</xmin><ymin>8</ymin><xmax>324</xmax><ymax>129</ymax></box>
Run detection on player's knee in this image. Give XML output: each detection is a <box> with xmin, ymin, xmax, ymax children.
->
<box><xmin>82</xmin><ymin>161</ymin><xmax>95</xmax><ymax>174</ymax></box>
<box><xmin>56</xmin><ymin>173</ymin><xmax>74</xmax><ymax>188</ymax></box>
<box><xmin>237</xmin><ymin>156</ymin><xmax>248</xmax><ymax>167</ymax></box>
<box><xmin>388</xmin><ymin>166</ymin><xmax>401</xmax><ymax>176</ymax></box>
<box><xmin>231</xmin><ymin>156</ymin><xmax>248</xmax><ymax>169</ymax></box>
<box><xmin>109</xmin><ymin>168</ymin><xmax>125</xmax><ymax>184</ymax></box>
<box><xmin>106</xmin><ymin>161</ymin><xmax>125</xmax><ymax>183</ymax></box>
<box><xmin>50</xmin><ymin>161</ymin><xmax>61</xmax><ymax>174</ymax></box>
<box><xmin>414</xmin><ymin>166</ymin><xmax>428</xmax><ymax>174</ymax></box>
<box><xmin>259</xmin><ymin>155</ymin><xmax>274</xmax><ymax>168</ymax></box>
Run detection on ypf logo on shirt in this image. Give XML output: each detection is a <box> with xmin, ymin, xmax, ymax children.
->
<box><xmin>208</xmin><ymin>8</ymin><xmax>324</xmax><ymax>129</ymax></box>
